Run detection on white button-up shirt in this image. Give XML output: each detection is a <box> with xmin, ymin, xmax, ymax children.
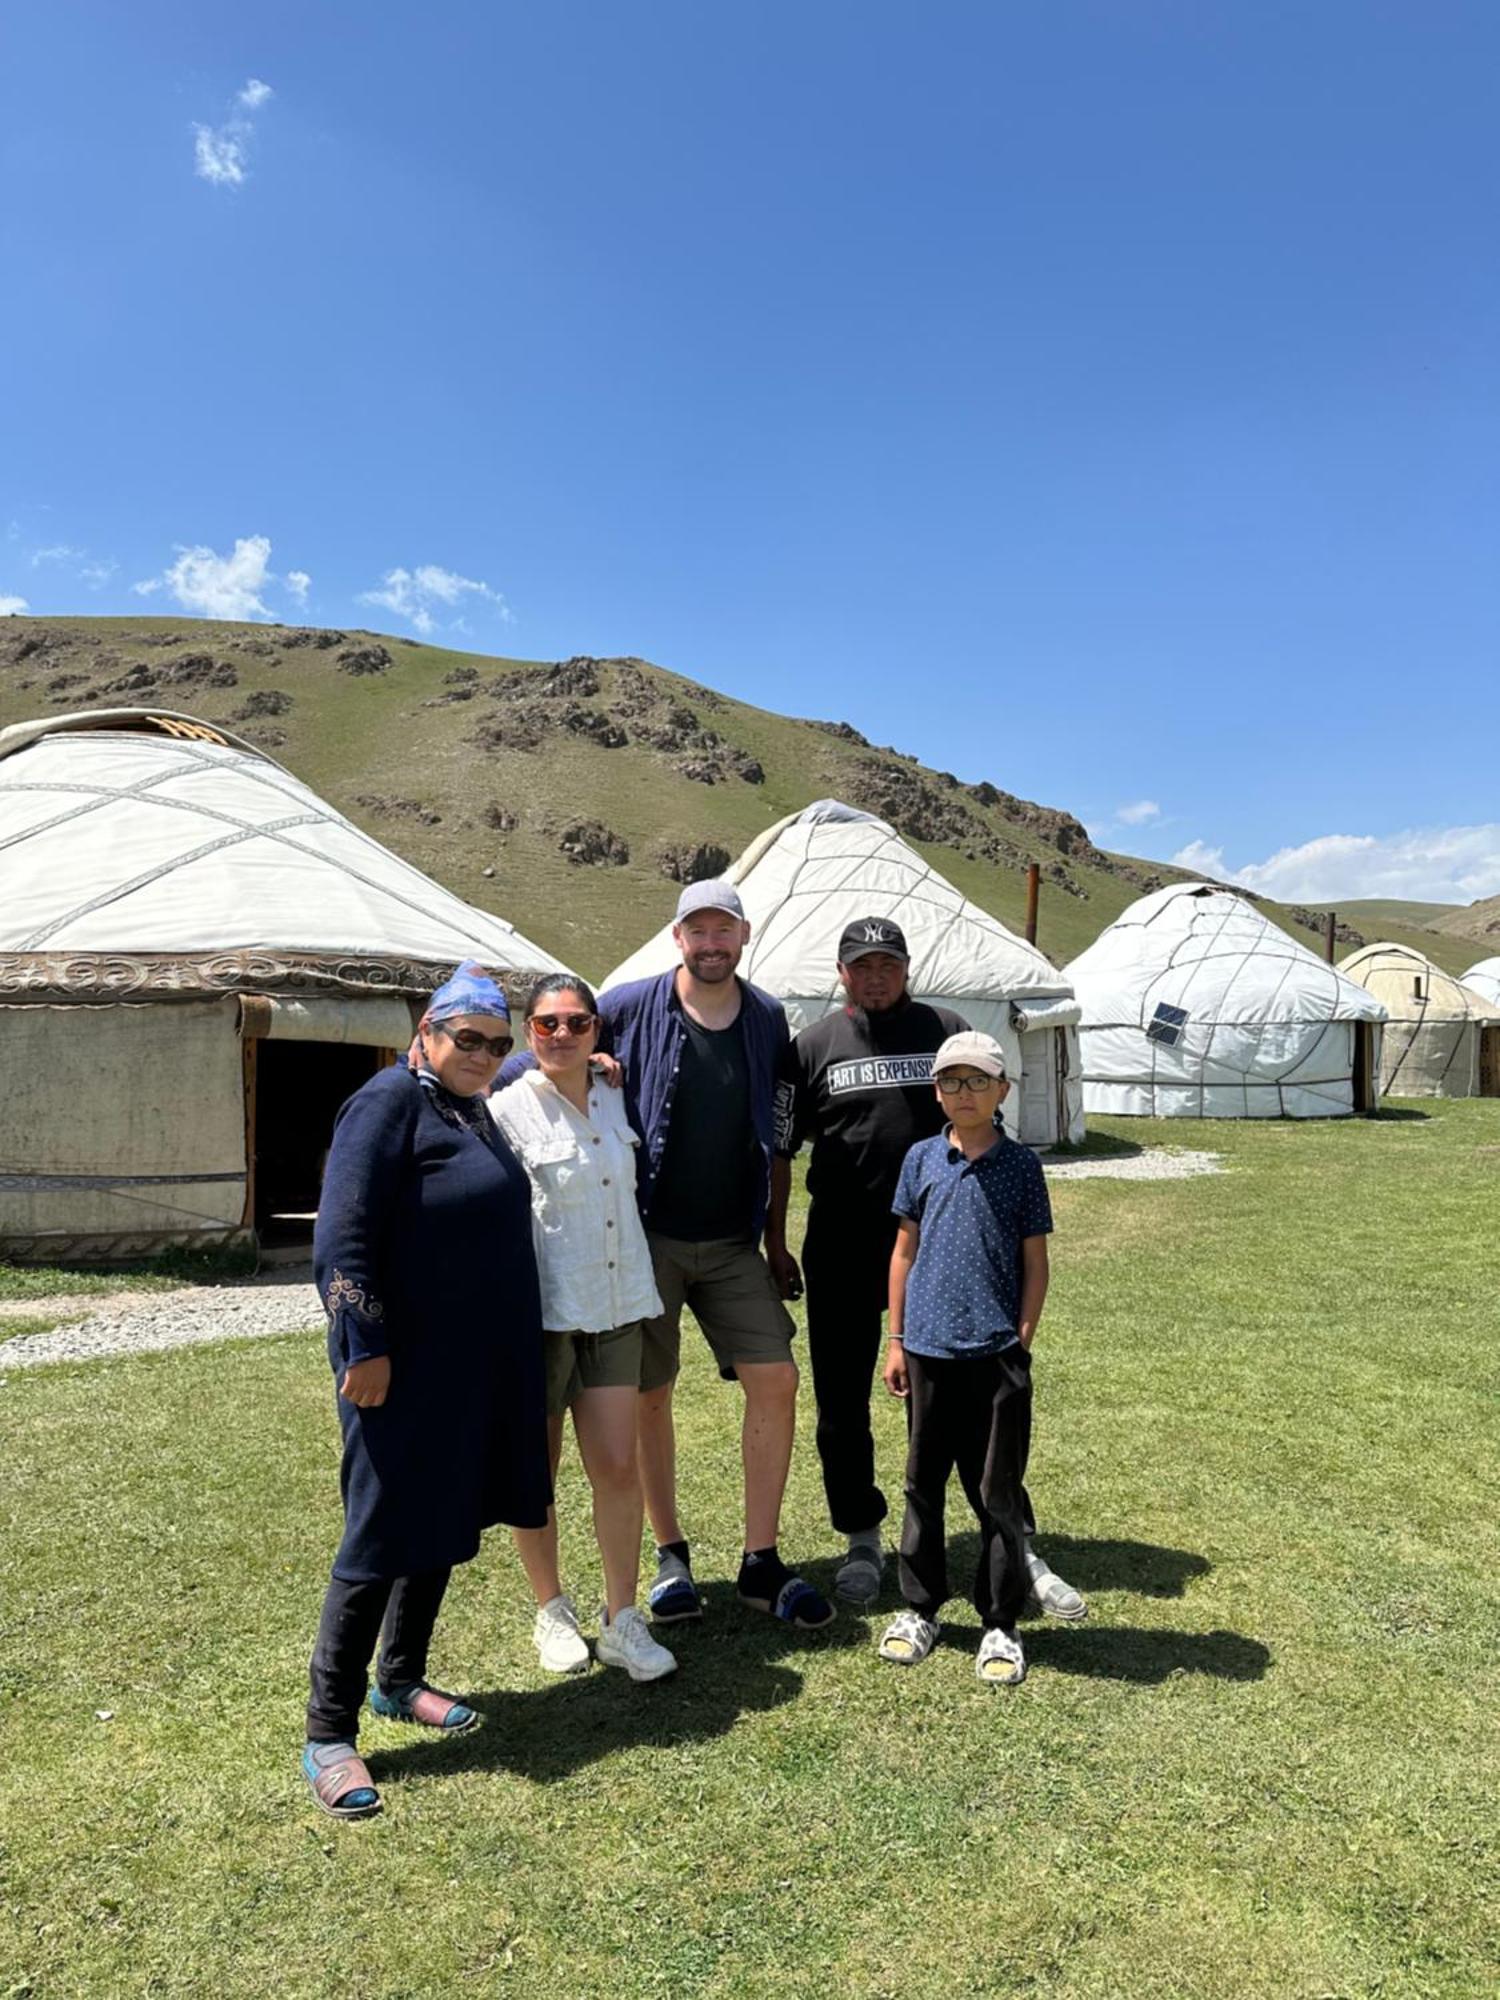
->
<box><xmin>489</xmin><ymin>1069</ymin><xmax>663</xmax><ymax>1334</ymax></box>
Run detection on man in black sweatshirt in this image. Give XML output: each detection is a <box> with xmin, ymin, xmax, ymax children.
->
<box><xmin>767</xmin><ymin>917</ymin><xmax>1086</xmax><ymax>1616</ymax></box>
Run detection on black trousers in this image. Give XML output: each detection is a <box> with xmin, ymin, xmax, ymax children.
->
<box><xmin>898</xmin><ymin>1347</ymin><xmax>1033</xmax><ymax>1630</ymax></box>
<box><xmin>804</xmin><ymin>1205</ymin><xmax>1038</xmax><ymax>1540</ymax></box>
<box><xmin>306</xmin><ymin>1566</ymin><xmax>453</xmax><ymax>1744</ymax></box>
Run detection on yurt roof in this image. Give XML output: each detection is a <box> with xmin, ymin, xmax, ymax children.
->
<box><xmin>0</xmin><ymin>708</ymin><xmax>568</xmax><ymax>998</ymax></box>
<box><xmin>603</xmin><ymin>799</ymin><xmax>1073</xmax><ymax>1004</ymax></box>
<box><xmin>1066</xmin><ymin>882</ymin><xmax>1388</xmax><ymax>1025</ymax></box>
<box><xmin>1461</xmin><ymin>956</ymin><xmax>1500</xmax><ymax>1007</ymax></box>
<box><xmin>1339</xmin><ymin>942</ymin><xmax>1500</xmax><ymax>1022</ymax></box>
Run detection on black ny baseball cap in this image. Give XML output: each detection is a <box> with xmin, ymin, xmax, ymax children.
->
<box><xmin>837</xmin><ymin>916</ymin><xmax>910</xmax><ymax>964</ymax></box>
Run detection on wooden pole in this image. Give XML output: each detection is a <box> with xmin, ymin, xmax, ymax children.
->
<box><xmin>1024</xmin><ymin>862</ymin><xmax>1041</xmax><ymax>947</ymax></box>
<box><xmin>1325</xmin><ymin>910</ymin><xmax>1337</xmax><ymax>963</ymax></box>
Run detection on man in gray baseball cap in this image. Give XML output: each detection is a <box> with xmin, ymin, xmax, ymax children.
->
<box><xmin>599</xmin><ymin>877</ymin><xmax>833</xmax><ymax>1631</ymax></box>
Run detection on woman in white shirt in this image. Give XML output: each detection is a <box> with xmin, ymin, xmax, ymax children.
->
<box><xmin>489</xmin><ymin>974</ymin><xmax>677</xmax><ymax>1684</ymax></box>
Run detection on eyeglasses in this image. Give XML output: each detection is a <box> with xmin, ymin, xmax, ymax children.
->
<box><xmin>434</xmin><ymin>1023</ymin><xmax>513</xmax><ymax>1059</ymax></box>
<box><xmin>529</xmin><ymin>1012</ymin><xmax>598</xmax><ymax>1039</ymax></box>
<box><xmin>936</xmin><ymin>1072</ymin><xmax>1002</xmax><ymax>1095</ymax></box>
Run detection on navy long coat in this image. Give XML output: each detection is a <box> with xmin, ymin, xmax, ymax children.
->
<box><xmin>313</xmin><ymin>1064</ymin><xmax>550</xmax><ymax>1582</ymax></box>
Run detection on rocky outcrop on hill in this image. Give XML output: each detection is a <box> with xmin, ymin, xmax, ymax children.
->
<box><xmin>559</xmin><ymin>820</ymin><xmax>629</xmax><ymax>867</ymax></box>
<box><xmin>808</xmin><ymin>719</ymin><xmax>870</xmax><ymax>746</ymax></box>
<box><xmin>463</xmin><ymin>657</ymin><xmax>762</xmax><ymax>782</ymax></box>
<box><xmin>658</xmin><ymin>841</ymin><xmax>732</xmax><ymax>883</ymax></box>
<box><xmin>338</xmin><ymin>644</ymin><xmax>392</xmax><ymax>677</ymax></box>
<box><xmin>232</xmin><ymin>689</ymin><xmax>293</xmax><ymax>720</ymax></box>
<box><xmin>356</xmin><ymin>794</ymin><xmax>443</xmax><ymax>826</ymax></box>
<box><xmin>1288</xmin><ymin>907</ymin><xmax>1366</xmax><ymax>950</ymax></box>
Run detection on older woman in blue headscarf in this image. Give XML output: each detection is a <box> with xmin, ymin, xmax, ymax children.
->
<box><xmin>301</xmin><ymin>961</ymin><xmax>550</xmax><ymax>1822</ymax></box>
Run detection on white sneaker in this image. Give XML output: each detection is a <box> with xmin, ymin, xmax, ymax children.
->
<box><xmin>1025</xmin><ymin>1548</ymin><xmax>1088</xmax><ymax>1622</ymax></box>
<box><xmin>976</xmin><ymin>1626</ymin><xmax>1026</xmax><ymax>1686</ymax></box>
<box><xmin>595</xmin><ymin>1605</ymin><xmax>678</xmax><ymax>1683</ymax></box>
<box><xmin>532</xmin><ymin>1593</ymin><xmax>591</xmax><ymax>1674</ymax></box>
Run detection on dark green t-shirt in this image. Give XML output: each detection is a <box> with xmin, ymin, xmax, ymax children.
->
<box><xmin>648</xmin><ymin>1012</ymin><xmax>758</xmax><ymax>1241</ymax></box>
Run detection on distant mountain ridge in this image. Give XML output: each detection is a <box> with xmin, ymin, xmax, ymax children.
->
<box><xmin>0</xmin><ymin>616</ymin><xmax>1484</xmax><ymax>981</ymax></box>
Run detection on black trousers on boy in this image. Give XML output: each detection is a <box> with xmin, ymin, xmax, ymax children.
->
<box><xmin>898</xmin><ymin>1346</ymin><xmax>1033</xmax><ymax>1631</ymax></box>
<box><xmin>306</xmin><ymin>1566</ymin><xmax>453</xmax><ymax>1744</ymax></box>
<box><xmin>805</xmin><ymin>1206</ymin><xmax>1038</xmax><ymax>1542</ymax></box>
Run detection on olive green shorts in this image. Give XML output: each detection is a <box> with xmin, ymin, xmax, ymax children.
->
<box><xmin>639</xmin><ymin>1234</ymin><xmax>797</xmax><ymax>1390</ymax></box>
<box><xmin>543</xmin><ymin>1321</ymin><xmax>646</xmax><ymax>1417</ymax></box>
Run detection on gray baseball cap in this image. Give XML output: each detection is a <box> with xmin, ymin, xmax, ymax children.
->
<box><xmin>674</xmin><ymin>879</ymin><xmax>746</xmax><ymax>923</ymax></box>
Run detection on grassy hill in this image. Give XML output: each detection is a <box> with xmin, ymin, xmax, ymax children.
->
<box><xmin>0</xmin><ymin>615</ymin><xmax>1479</xmax><ymax>979</ymax></box>
<box><xmin>1426</xmin><ymin>895</ymin><xmax>1500</xmax><ymax>948</ymax></box>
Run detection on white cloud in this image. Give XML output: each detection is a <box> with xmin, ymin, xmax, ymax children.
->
<box><xmin>0</xmin><ymin>595</ymin><xmax>29</xmax><ymax>616</ymax></box>
<box><xmin>134</xmin><ymin>535</ymin><xmax>274</xmax><ymax>619</ymax></box>
<box><xmin>194</xmin><ymin>123</ymin><xmax>248</xmax><ymax>187</ymax></box>
<box><xmin>359</xmin><ymin>563</ymin><xmax>513</xmax><ymax>636</ymax></box>
<box><xmin>132</xmin><ymin>536</ymin><xmax>311</xmax><ymax>617</ymax></box>
<box><xmin>194</xmin><ymin>78</ymin><xmax>272</xmax><ymax>188</ymax></box>
<box><xmin>30</xmin><ymin>543</ymin><xmax>83</xmax><ymax>568</ymax></box>
<box><xmin>1116</xmin><ymin>799</ymin><xmax>1162</xmax><ymax>827</ymax></box>
<box><xmin>81</xmin><ymin>560</ymin><xmax>118</xmax><ymax>589</ymax></box>
<box><xmin>1171</xmin><ymin>827</ymin><xmax>1500</xmax><ymax>905</ymax></box>
<box><xmin>1170</xmin><ymin>839</ymin><xmax>1229</xmax><ymax>880</ymax></box>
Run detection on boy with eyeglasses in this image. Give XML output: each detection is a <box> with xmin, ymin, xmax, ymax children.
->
<box><xmin>878</xmin><ymin>1032</ymin><xmax>1052</xmax><ymax>1686</ymax></box>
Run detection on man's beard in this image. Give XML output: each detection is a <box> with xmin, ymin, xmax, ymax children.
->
<box><xmin>685</xmin><ymin>950</ymin><xmax>737</xmax><ymax>983</ymax></box>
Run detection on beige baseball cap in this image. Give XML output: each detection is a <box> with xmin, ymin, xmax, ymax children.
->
<box><xmin>932</xmin><ymin>1030</ymin><xmax>1007</xmax><ymax>1081</ymax></box>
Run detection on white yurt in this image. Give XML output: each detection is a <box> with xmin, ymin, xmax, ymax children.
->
<box><xmin>1338</xmin><ymin>943</ymin><xmax>1500</xmax><ymax>1098</ymax></box>
<box><xmin>602</xmin><ymin>799</ymin><xmax>1084</xmax><ymax>1145</ymax></box>
<box><xmin>1065</xmin><ymin>882</ymin><xmax>1388</xmax><ymax>1118</ymax></box>
<box><xmin>1462</xmin><ymin>957</ymin><xmax>1500</xmax><ymax>1009</ymax></box>
<box><xmin>0</xmin><ymin>709</ymin><xmax>567</xmax><ymax>1261</ymax></box>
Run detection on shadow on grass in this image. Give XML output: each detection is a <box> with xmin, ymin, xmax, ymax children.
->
<box><xmin>927</xmin><ymin>1618</ymin><xmax>1269</xmax><ymax>1683</ymax></box>
<box><xmin>1025</xmin><ymin>1623</ymin><xmax>1270</xmax><ymax>1683</ymax></box>
<box><xmin>1045</xmin><ymin>1132</ymin><xmax>1146</xmax><ymax>1161</ymax></box>
<box><xmin>1369</xmin><ymin>1107</ymin><xmax>1431</xmax><ymax>1123</ymax></box>
<box><xmin>373</xmin><ymin>1649</ymin><xmax>802</xmax><ymax>1786</ymax></box>
<box><xmin>947</xmin><ymin>1531</ymin><xmax>1211</xmax><ymax>1599</ymax></box>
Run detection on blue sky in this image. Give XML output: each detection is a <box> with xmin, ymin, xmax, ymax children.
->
<box><xmin>4</xmin><ymin>3</ymin><xmax>1498</xmax><ymax>903</ymax></box>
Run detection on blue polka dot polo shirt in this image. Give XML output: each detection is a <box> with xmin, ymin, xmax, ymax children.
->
<box><xmin>891</xmin><ymin>1127</ymin><xmax>1053</xmax><ymax>1359</ymax></box>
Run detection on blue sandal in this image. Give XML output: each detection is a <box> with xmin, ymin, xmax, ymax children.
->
<box><xmin>738</xmin><ymin>1574</ymin><xmax>836</xmax><ymax>1629</ymax></box>
<box><xmin>302</xmin><ymin>1741</ymin><xmax>382</xmax><ymax>1820</ymax></box>
<box><xmin>369</xmin><ymin>1682</ymin><xmax>480</xmax><ymax>1732</ymax></box>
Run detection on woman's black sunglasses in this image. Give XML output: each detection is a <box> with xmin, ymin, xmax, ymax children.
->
<box><xmin>434</xmin><ymin>1022</ymin><xmax>513</xmax><ymax>1059</ymax></box>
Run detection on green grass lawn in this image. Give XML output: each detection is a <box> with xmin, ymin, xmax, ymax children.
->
<box><xmin>3</xmin><ymin>1103</ymin><xmax>1498</xmax><ymax>1998</ymax></box>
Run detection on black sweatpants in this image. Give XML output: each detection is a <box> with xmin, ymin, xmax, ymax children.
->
<box><xmin>898</xmin><ymin>1346</ymin><xmax>1033</xmax><ymax>1631</ymax></box>
<box><xmin>804</xmin><ymin>1205</ymin><xmax>1039</xmax><ymax>1540</ymax></box>
<box><xmin>306</xmin><ymin>1566</ymin><xmax>453</xmax><ymax>1744</ymax></box>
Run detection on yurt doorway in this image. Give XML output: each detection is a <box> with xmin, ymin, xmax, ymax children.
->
<box><xmin>252</xmin><ymin>1041</ymin><xmax>386</xmax><ymax>1241</ymax></box>
<box><xmin>1480</xmin><ymin>1027</ymin><xmax>1500</xmax><ymax>1098</ymax></box>
<box><xmin>1016</xmin><ymin>1028</ymin><xmax>1065</xmax><ymax>1148</ymax></box>
<box><xmin>240</xmin><ymin>995</ymin><xmax>417</xmax><ymax>1252</ymax></box>
<box><xmin>1353</xmin><ymin>1022</ymin><xmax>1379</xmax><ymax>1114</ymax></box>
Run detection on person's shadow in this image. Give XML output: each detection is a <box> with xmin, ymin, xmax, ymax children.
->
<box><xmin>371</xmin><ymin>1579</ymin><xmax>860</xmax><ymax>1788</ymax></box>
<box><xmin>928</xmin><ymin>1531</ymin><xmax>1268</xmax><ymax>1683</ymax></box>
<box><xmin>1019</xmin><ymin>1533</ymin><xmax>1211</xmax><ymax>1599</ymax></box>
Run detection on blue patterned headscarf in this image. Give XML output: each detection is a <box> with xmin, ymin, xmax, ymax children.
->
<box><xmin>425</xmin><ymin>960</ymin><xmax>511</xmax><ymax>1026</ymax></box>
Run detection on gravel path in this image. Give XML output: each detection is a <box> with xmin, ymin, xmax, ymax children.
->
<box><xmin>1045</xmin><ymin>1146</ymin><xmax>1222</xmax><ymax>1181</ymax></box>
<box><xmin>1</xmin><ymin>1146</ymin><xmax>1221</xmax><ymax>1374</ymax></box>
<box><xmin>0</xmin><ymin>1268</ymin><xmax>322</xmax><ymax>1373</ymax></box>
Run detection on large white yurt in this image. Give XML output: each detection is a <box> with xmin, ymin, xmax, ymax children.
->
<box><xmin>1462</xmin><ymin>957</ymin><xmax>1500</xmax><ymax>1009</ymax></box>
<box><xmin>1338</xmin><ymin>943</ymin><xmax>1500</xmax><ymax>1098</ymax></box>
<box><xmin>602</xmin><ymin>799</ymin><xmax>1084</xmax><ymax>1145</ymax></box>
<box><xmin>1065</xmin><ymin>882</ymin><xmax>1388</xmax><ymax>1118</ymax></box>
<box><xmin>0</xmin><ymin>709</ymin><xmax>567</xmax><ymax>1261</ymax></box>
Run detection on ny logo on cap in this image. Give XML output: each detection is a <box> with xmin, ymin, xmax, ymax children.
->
<box><xmin>861</xmin><ymin>921</ymin><xmax>895</xmax><ymax>943</ymax></box>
